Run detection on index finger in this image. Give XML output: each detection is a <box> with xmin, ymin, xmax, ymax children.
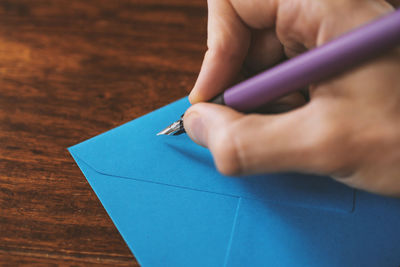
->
<box><xmin>188</xmin><ymin>0</ymin><xmax>251</xmax><ymax>103</ymax></box>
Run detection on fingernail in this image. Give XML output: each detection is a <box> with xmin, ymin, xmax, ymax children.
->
<box><xmin>184</xmin><ymin>111</ymin><xmax>207</xmax><ymax>146</ymax></box>
<box><xmin>188</xmin><ymin>91</ymin><xmax>196</xmax><ymax>104</ymax></box>
<box><xmin>188</xmin><ymin>91</ymin><xmax>200</xmax><ymax>104</ymax></box>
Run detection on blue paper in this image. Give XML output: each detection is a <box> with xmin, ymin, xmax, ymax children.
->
<box><xmin>69</xmin><ymin>97</ymin><xmax>400</xmax><ymax>266</ymax></box>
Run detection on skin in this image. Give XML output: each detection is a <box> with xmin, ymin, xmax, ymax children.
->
<box><xmin>183</xmin><ymin>0</ymin><xmax>400</xmax><ymax>196</ymax></box>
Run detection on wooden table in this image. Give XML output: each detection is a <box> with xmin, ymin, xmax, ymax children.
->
<box><xmin>0</xmin><ymin>0</ymin><xmax>206</xmax><ymax>265</ymax></box>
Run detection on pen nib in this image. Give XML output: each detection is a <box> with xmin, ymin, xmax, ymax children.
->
<box><xmin>156</xmin><ymin>118</ymin><xmax>185</xmax><ymax>136</ymax></box>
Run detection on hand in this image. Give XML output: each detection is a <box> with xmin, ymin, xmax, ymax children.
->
<box><xmin>183</xmin><ymin>0</ymin><xmax>400</xmax><ymax>196</ymax></box>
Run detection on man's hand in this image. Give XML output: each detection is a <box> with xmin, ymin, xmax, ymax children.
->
<box><xmin>183</xmin><ymin>0</ymin><xmax>400</xmax><ymax>196</ymax></box>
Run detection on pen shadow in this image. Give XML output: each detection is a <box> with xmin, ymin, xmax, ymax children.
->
<box><xmin>164</xmin><ymin>142</ymin><xmax>215</xmax><ymax>168</ymax></box>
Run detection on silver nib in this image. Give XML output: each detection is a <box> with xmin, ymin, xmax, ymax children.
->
<box><xmin>157</xmin><ymin>118</ymin><xmax>185</xmax><ymax>136</ymax></box>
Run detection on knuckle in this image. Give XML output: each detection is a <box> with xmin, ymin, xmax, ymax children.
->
<box><xmin>210</xmin><ymin>123</ymin><xmax>243</xmax><ymax>176</ymax></box>
<box><xmin>210</xmin><ymin>115</ymin><xmax>259</xmax><ymax>176</ymax></box>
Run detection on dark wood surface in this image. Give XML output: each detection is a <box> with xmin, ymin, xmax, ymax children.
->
<box><xmin>0</xmin><ymin>0</ymin><xmax>207</xmax><ymax>265</ymax></box>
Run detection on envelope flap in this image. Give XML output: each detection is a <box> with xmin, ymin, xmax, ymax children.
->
<box><xmin>70</xmin><ymin>98</ymin><xmax>354</xmax><ymax>212</ymax></box>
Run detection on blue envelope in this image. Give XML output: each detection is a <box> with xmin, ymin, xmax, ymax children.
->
<box><xmin>69</xmin><ymin>97</ymin><xmax>400</xmax><ymax>267</ymax></box>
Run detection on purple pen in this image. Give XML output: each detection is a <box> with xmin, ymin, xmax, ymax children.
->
<box><xmin>157</xmin><ymin>9</ymin><xmax>400</xmax><ymax>136</ymax></box>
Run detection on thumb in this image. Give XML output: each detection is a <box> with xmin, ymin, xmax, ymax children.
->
<box><xmin>183</xmin><ymin>102</ymin><xmax>344</xmax><ymax>177</ymax></box>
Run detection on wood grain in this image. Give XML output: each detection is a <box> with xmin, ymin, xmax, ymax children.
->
<box><xmin>0</xmin><ymin>0</ymin><xmax>207</xmax><ymax>265</ymax></box>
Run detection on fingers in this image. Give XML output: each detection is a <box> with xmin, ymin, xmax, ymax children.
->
<box><xmin>189</xmin><ymin>0</ymin><xmax>393</xmax><ymax>105</ymax></box>
<box><xmin>188</xmin><ymin>0</ymin><xmax>251</xmax><ymax>103</ymax></box>
<box><xmin>183</xmin><ymin>102</ymin><xmax>347</xmax><ymax>176</ymax></box>
<box><xmin>189</xmin><ymin>0</ymin><xmax>286</xmax><ymax>104</ymax></box>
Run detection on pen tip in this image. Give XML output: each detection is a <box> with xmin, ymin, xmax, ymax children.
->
<box><xmin>156</xmin><ymin>118</ymin><xmax>184</xmax><ymax>136</ymax></box>
<box><xmin>156</xmin><ymin>128</ymin><xmax>169</xmax><ymax>136</ymax></box>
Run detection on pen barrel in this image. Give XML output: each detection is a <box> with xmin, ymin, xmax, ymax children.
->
<box><xmin>222</xmin><ymin>9</ymin><xmax>400</xmax><ymax>112</ymax></box>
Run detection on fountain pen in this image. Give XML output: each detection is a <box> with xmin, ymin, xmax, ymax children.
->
<box><xmin>157</xmin><ymin>9</ymin><xmax>400</xmax><ymax>136</ymax></box>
